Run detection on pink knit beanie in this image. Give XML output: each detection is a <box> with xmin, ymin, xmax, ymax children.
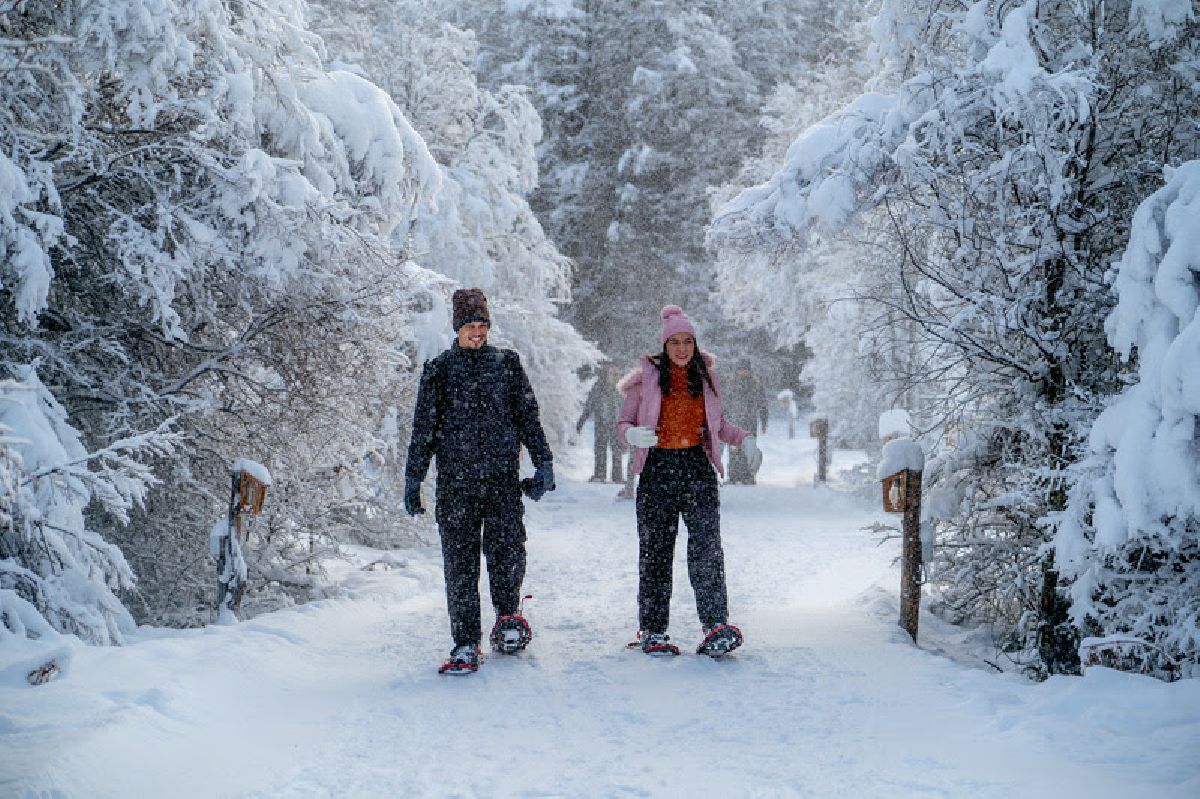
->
<box><xmin>660</xmin><ymin>305</ymin><xmax>697</xmax><ymax>344</ymax></box>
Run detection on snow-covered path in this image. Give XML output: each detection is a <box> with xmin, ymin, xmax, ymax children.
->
<box><xmin>3</xmin><ymin>431</ymin><xmax>1198</xmax><ymax>798</ymax></box>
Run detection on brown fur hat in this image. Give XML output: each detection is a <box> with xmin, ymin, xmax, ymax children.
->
<box><xmin>452</xmin><ymin>288</ymin><xmax>490</xmax><ymax>331</ymax></box>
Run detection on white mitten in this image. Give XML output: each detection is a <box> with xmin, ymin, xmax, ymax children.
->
<box><xmin>626</xmin><ymin>426</ymin><xmax>659</xmax><ymax>448</ymax></box>
<box><xmin>742</xmin><ymin>435</ymin><xmax>762</xmax><ymax>472</ymax></box>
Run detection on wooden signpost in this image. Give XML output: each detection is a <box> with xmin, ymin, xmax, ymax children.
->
<box><xmin>879</xmin><ymin>438</ymin><xmax>924</xmax><ymax>643</ymax></box>
<box><xmin>809</xmin><ymin>418</ymin><xmax>829</xmax><ymax>483</ymax></box>
<box><xmin>215</xmin><ymin>463</ymin><xmax>270</xmax><ymax>621</ymax></box>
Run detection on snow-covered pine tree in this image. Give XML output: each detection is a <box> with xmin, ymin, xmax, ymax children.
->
<box><xmin>443</xmin><ymin>0</ymin><xmax>592</xmax><ymax>269</ymax></box>
<box><xmin>565</xmin><ymin>2</ymin><xmax>764</xmax><ymax>359</ymax></box>
<box><xmin>311</xmin><ymin>1</ymin><xmax>601</xmax><ymax>442</ymax></box>
<box><xmin>0</xmin><ymin>369</ymin><xmax>174</xmax><ymax>643</ymax></box>
<box><xmin>708</xmin><ymin>2</ymin><xmax>880</xmax><ymax>447</ymax></box>
<box><xmin>1056</xmin><ymin>161</ymin><xmax>1200</xmax><ymax>678</ymax></box>
<box><xmin>448</xmin><ymin>3</ymin><xmax>824</xmax><ymax>364</ymax></box>
<box><xmin>2</xmin><ymin>0</ymin><xmax>444</xmax><ymax>626</ymax></box>
<box><xmin>712</xmin><ymin>0</ymin><xmax>1198</xmax><ymax>674</ymax></box>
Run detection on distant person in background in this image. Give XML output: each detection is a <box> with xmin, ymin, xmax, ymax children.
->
<box><xmin>777</xmin><ymin>388</ymin><xmax>798</xmax><ymax>439</ymax></box>
<box><xmin>575</xmin><ymin>362</ymin><xmax>625</xmax><ymax>484</ymax></box>
<box><xmin>724</xmin><ymin>360</ymin><xmax>768</xmax><ymax>484</ymax></box>
<box><xmin>616</xmin><ymin>305</ymin><xmax>760</xmax><ymax>658</ymax></box>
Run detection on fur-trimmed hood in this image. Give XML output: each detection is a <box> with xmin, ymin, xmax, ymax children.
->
<box><xmin>617</xmin><ymin>351</ymin><xmax>717</xmax><ymax>396</ymax></box>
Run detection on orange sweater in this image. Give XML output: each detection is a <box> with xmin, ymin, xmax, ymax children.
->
<box><xmin>657</xmin><ymin>365</ymin><xmax>706</xmax><ymax>448</ymax></box>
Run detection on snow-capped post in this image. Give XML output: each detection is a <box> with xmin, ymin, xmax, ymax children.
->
<box><xmin>777</xmin><ymin>389</ymin><xmax>797</xmax><ymax>439</ymax></box>
<box><xmin>878</xmin><ymin>438</ymin><xmax>924</xmax><ymax>643</ymax></box>
<box><xmin>809</xmin><ymin>418</ymin><xmax>829</xmax><ymax>482</ymax></box>
<box><xmin>214</xmin><ymin>459</ymin><xmax>272</xmax><ymax>623</ymax></box>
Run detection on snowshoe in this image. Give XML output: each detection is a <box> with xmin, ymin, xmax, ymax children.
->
<box><xmin>696</xmin><ymin>624</ymin><xmax>743</xmax><ymax>658</ymax></box>
<box><xmin>438</xmin><ymin>644</ymin><xmax>481</xmax><ymax>675</ymax></box>
<box><xmin>489</xmin><ymin>615</ymin><xmax>532</xmax><ymax>655</ymax></box>
<box><xmin>636</xmin><ymin>631</ymin><xmax>680</xmax><ymax>657</ymax></box>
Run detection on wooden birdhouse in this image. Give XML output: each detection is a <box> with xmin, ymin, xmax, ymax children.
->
<box><xmin>881</xmin><ymin>471</ymin><xmax>906</xmax><ymax>513</ymax></box>
<box><xmin>236</xmin><ymin>471</ymin><xmax>269</xmax><ymax>515</ymax></box>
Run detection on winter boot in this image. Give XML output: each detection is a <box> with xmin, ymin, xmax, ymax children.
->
<box><xmin>438</xmin><ymin>644</ymin><xmax>481</xmax><ymax>675</ymax></box>
<box><xmin>697</xmin><ymin>624</ymin><xmax>743</xmax><ymax>658</ymax></box>
<box><xmin>489</xmin><ymin>615</ymin><xmax>533</xmax><ymax>654</ymax></box>
<box><xmin>640</xmin><ymin>631</ymin><xmax>680</xmax><ymax>657</ymax></box>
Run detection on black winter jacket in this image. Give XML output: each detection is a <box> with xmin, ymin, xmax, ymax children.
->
<box><xmin>406</xmin><ymin>342</ymin><xmax>552</xmax><ymax>482</ymax></box>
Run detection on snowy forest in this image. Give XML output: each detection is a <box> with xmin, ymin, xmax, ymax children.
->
<box><xmin>2</xmin><ymin>0</ymin><xmax>1197</xmax><ymax>684</ymax></box>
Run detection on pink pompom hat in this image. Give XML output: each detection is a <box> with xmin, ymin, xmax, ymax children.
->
<box><xmin>660</xmin><ymin>304</ymin><xmax>697</xmax><ymax>344</ymax></box>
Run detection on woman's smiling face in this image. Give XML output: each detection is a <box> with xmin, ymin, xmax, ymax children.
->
<box><xmin>665</xmin><ymin>333</ymin><xmax>695</xmax><ymax>367</ymax></box>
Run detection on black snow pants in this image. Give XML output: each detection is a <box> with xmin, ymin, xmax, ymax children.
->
<box><xmin>436</xmin><ymin>475</ymin><xmax>526</xmax><ymax>647</ymax></box>
<box><xmin>635</xmin><ymin>446</ymin><xmax>728</xmax><ymax>634</ymax></box>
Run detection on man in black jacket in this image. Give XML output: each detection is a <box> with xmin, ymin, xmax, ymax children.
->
<box><xmin>404</xmin><ymin>288</ymin><xmax>555</xmax><ymax>674</ymax></box>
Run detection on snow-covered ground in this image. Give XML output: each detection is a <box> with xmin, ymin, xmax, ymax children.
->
<box><xmin>3</xmin><ymin>427</ymin><xmax>1198</xmax><ymax>798</ymax></box>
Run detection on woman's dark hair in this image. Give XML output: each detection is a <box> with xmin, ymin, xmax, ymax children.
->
<box><xmin>649</xmin><ymin>347</ymin><xmax>715</xmax><ymax>397</ymax></box>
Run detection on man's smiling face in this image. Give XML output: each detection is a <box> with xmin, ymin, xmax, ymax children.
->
<box><xmin>457</xmin><ymin>320</ymin><xmax>490</xmax><ymax>349</ymax></box>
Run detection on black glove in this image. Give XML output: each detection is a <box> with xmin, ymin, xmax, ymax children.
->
<box><xmin>404</xmin><ymin>477</ymin><xmax>425</xmax><ymax>516</ymax></box>
<box><xmin>527</xmin><ymin>461</ymin><xmax>555</xmax><ymax>501</ymax></box>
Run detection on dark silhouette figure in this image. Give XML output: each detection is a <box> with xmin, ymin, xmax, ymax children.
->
<box><xmin>576</xmin><ymin>362</ymin><xmax>625</xmax><ymax>483</ymax></box>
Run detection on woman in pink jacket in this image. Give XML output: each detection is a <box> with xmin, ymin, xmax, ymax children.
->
<box><xmin>616</xmin><ymin>305</ymin><xmax>761</xmax><ymax>657</ymax></box>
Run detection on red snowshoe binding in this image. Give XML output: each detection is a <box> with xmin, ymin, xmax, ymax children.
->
<box><xmin>489</xmin><ymin>615</ymin><xmax>533</xmax><ymax>654</ymax></box>
<box><xmin>637</xmin><ymin>631</ymin><xmax>680</xmax><ymax>656</ymax></box>
<box><xmin>438</xmin><ymin>644</ymin><xmax>481</xmax><ymax>675</ymax></box>
<box><xmin>697</xmin><ymin>623</ymin><xmax>743</xmax><ymax>658</ymax></box>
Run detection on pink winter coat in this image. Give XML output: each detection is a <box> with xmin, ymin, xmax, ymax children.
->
<box><xmin>616</xmin><ymin>353</ymin><xmax>750</xmax><ymax>478</ymax></box>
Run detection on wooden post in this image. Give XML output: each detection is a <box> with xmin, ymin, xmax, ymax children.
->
<box><xmin>809</xmin><ymin>418</ymin><xmax>829</xmax><ymax>483</ymax></box>
<box><xmin>216</xmin><ymin>468</ymin><xmax>268</xmax><ymax>621</ymax></box>
<box><xmin>898</xmin><ymin>468</ymin><xmax>923</xmax><ymax>643</ymax></box>
<box><xmin>880</xmin><ymin>436</ymin><xmax>924</xmax><ymax>642</ymax></box>
<box><xmin>216</xmin><ymin>472</ymin><xmax>246</xmax><ymax>620</ymax></box>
